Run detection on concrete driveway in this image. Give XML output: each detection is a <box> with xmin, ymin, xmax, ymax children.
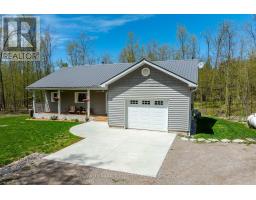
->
<box><xmin>45</xmin><ymin>122</ymin><xmax>176</xmax><ymax>177</ymax></box>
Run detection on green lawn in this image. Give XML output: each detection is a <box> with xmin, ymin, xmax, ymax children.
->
<box><xmin>195</xmin><ymin>116</ymin><xmax>256</xmax><ymax>140</ymax></box>
<box><xmin>0</xmin><ymin>115</ymin><xmax>81</xmax><ymax>167</ymax></box>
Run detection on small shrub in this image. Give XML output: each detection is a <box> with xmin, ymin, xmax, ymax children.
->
<box><xmin>50</xmin><ymin>115</ymin><xmax>58</xmax><ymax>120</ymax></box>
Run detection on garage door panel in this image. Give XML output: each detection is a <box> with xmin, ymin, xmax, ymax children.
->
<box><xmin>127</xmin><ymin>99</ymin><xmax>168</xmax><ymax>131</ymax></box>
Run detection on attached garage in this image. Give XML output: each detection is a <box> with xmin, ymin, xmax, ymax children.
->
<box><xmin>105</xmin><ymin>59</ymin><xmax>199</xmax><ymax>134</ymax></box>
<box><xmin>127</xmin><ymin>99</ymin><xmax>168</xmax><ymax>131</ymax></box>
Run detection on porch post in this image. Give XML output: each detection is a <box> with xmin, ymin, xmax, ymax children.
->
<box><xmin>87</xmin><ymin>89</ymin><xmax>90</xmax><ymax>119</ymax></box>
<box><xmin>105</xmin><ymin>91</ymin><xmax>108</xmax><ymax>115</ymax></box>
<box><xmin>32</xmin><ymin>90</ymin><xmax>36</xmax><ymax>113</ymax></box>
<box><xmin>58</xmin><ymin>90</ymin><xmax>61</xmax><ymax>117</ymax></box>
<box><xmin>44</xmin><ymin>91</ymin><xmax>48</xmax><ymax>112</ymax></box>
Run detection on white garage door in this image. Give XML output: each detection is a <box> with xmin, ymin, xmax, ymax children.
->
<box><xmin>127</xmin><ymin>99</ymin><xmax>168</xmax><ymax>131</ymax></box>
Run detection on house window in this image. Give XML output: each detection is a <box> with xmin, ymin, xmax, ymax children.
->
<box><xmin>154</xmin><ymin>100</ymin><xmax>163</xmax><ymax>105</ymax></box>
<box><xmin>75</xmin><ymin>92</ymin><xmax>87</xmax><ymax>103</ymax></box>
<box><xmin>51</xmin><ymin>92</ymin><xmax>58</xmax><ymax>102</ymax></box>
<box><xmin>130</xmin><ymin>100</ymin><xmax>138</xmax><ymax>105</ymax></box>
<box><xmin>142</xmin><ymin>100</ymin><xmax>150</xmax><ymax>105</ymax></box>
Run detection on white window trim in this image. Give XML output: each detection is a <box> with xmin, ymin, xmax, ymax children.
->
<box><xmin>74</xmin><ymin>92</ymin><xmax>87</xmax><ymax>103</ymax></box>
<box><xmin>51</xmin><ymin>92</ymin><xmax>58</xmax><ymax>102</ymax></box>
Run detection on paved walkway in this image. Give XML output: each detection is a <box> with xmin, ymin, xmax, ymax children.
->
<box><xmin>45</xmin><ymin>122</ymin><xmax>176</xmax><ymax>177</ymax></box>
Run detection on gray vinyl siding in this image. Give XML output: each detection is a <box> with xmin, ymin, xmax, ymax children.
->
<box><xmin>90</xmin><ymin>91</ymin><xmax>106</xmax><ymax>115</ymax></box>
<box><xmin>45</xmin><ymin>91</ymin><xmax>57</xmax><ymax>113</ymax></box>
<box><xmin>107</xmin><ymin>64</ymin><xmax>191</xmax><ymax>132</ymax></box>
<box><xmin>44</xmin><ymin>90</ymin><xmax>106</xmax><ymax>114</ymax></box>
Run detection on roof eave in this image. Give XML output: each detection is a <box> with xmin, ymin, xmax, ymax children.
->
<box><xmin>26</xmin><ymin>86</ymin><xmax>107</xmax><ymax>90</ymax></box>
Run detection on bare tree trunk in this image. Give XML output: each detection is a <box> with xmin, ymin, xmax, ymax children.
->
<box><xmin>0</xmin><ymin>53</ymin><xmax>6</xmax><ymax>110</ymax></box>
<box><xmin>9</xmin><ymin>62</ymin><xmax>17</xmax><ymax>112</ymax></box>
<box><xmin>225</xmin><ymin>62</ymin><xmax>230</xmax><ymax>118</ymax></box>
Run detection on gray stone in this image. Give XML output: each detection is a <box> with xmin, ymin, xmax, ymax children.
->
<box><xmin>232</xmin><ymin>139</ymin><xmax>245</xmax><ymax>143</ymax></box>
<box><xmin>190</xmin><ymin>138</ymin><xmax>197</xmax><ymax>142</ymax></box>
<box><xmin>205</xmin><ymin>140</ymin><xmax>212</xmax><ymax>143</ymax></box>
<box><xmin>208</xmin><ymin>138</ymin><xmax>219</xmax><ymax>142</ymax></box>
<box><xmin>221</xmin><ymin>139</ymin><xmax>231</xmax><ymax>143</ymax></box>
<box><xmin>0</xmin><ymin>153</ymin><xmax>45</xmax><ymax>176</ymax></box>
<box><xmin>180</xmin><ymin>137</ymin><xmax>189</xmax><ymax>141</ymax></box>
<box><xmin>246</xmin><ymin>138</ymin><xmax>255</xmax><ymax>142</ymax></box>
<box><xmin>197</xmin><ymin>138</ymin><xmax>206</xmax><ymax>142</ymax></box>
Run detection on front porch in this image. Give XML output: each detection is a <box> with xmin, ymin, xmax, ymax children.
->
<box><xmin>32</xmin><ymin>89</ymin><xmax>107</xmax><ymax>122</ymax></box>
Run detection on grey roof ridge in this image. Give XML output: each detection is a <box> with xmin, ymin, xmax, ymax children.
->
<box><xmin>68</xmin><ymin>57</ymin><xmax>199</xmax><ymax>68</ymax></box>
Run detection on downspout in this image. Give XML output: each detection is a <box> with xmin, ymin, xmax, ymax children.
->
<box><xmin>188</xmin><ymin>87</ymin><xmax>198</xmax><ymax>136</ymax></box>
<box><xmin>188</xmin><ymin>62</ymin><xmax>203</xmax><ymax>136</ymax></box>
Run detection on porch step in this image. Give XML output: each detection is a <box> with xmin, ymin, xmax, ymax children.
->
<box><xmin>92</xmin><ymin>115</ymin><xmax>108</xmax><ymax>122</ymax></box>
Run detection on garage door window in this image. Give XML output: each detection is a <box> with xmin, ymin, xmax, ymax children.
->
<box><xmin>154</xmin><ymin>100</ymin><xmax>163</xmax><ymax>105</ymax></box>
<box><xmin>142</xmin><ymin>100</ymin><xmax>150</xmax><ymax>105</ymax></box>
<box><xmin>130</xmin><ymin>100</ymin><xmax>138</xmax><ymax>104</ymax></box>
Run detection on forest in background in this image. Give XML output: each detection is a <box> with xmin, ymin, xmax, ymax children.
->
<box><xmin>0</xmin><ymin>15</ymin><xmax>256</xmax><ymax>119</ymax></box>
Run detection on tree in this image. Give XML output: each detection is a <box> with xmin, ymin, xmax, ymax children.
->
<box><xmin>176</xmin><ymin>25</ymin><xmax>189</xmax><ymax>59</ymax></box>
<box><xmin>146</xmin><ymin>41</ymin><xmax>159</xmax><ymax>61</ymax></box>
<box><xmin>158</xmin><ymin>44</ymin><xmax>175</xmax><ymax>61</ymax></box>
<box><xmin>56</xmin><ymin>59</ymin><xmax>68</xmax><ymax>68</ymax></box>
<box><xmin>213</xmin><ymin>24</ymin><xmax>225</xmax><ymax>68</ymax></box>
<box><xmin>238</xmin><ymin>38</ymin><xmax>250</xmax><ymax>117</ymax></box>
<box><xmin>0</xmin><ymin>23</ymin><xmax>20</xmax><ymax>110</ymax></box>
<box><xmin>41</xmin><ymin>30</ymin><xmax>54</xmax><ymax>74</ymax></box>
<box><xmin>222</xmin><ymin>22</ymin><xmax>235</xmax><ymax>117</ymax></box>
<box><xmin>66</xmin><ymin>33</ymin><xmax>95</xmax><ymax>66</ymax></box>
<box><xmin>246</xmin><ymin>23</ymin><xmax>256</xmax><ymax>51</ymax></box>
<box><xmin>78</xmin><ymin>33</ymin><xmax>94</xmax><ymax>65</ymax></box>
<box><xmin>0</xmin><ymin>27</ymin><xmax>6</xmax><ymax>110</ymax></box>
<box><xmin>101</xmin><ymin>53</ymin><xmax>113</xmax><ymax>64</ymax></box>
<box><xmin>119</xmin><ymin>32</ymin><xmax>141</xmax><ymax>63</ymax></box>
<box><xmin>67</xmin><ymin>41</ymin><xmax>80</xmax><ymax>66</ymax></box>
<box><xmin>202</xmin><ymin>31</ymin><xmax>212</xmax><ymax>62</ymax></box>
<box><xmin>189</xmin><ymin>35</ymin><xmax>199</xmax><ymax>59</ymax></box>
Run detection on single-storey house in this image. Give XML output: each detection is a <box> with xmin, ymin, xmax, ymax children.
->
<box><xmin>27</xmin><ymin>58</ymin><xmax>199</xmax><ymax>134</ymax></box>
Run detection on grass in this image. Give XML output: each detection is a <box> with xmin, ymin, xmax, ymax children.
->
<box><xmin>195</xmin><ymin>116</ymin><xmax>256</xmax><ymax>140</ymax></box>
<box><xmin>0</xmin><ymin>115</ymin><xmax>81</xmax><ymax>167</ymax></box>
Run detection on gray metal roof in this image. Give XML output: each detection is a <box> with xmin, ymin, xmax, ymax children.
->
<box><xmin>27</xmin><ymin>59</ymin><xmax>199</xmax><ymax>89</ymax></box>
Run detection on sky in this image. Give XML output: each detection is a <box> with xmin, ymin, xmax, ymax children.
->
<box><xmin>38</xmin><ymin>14</ymin><xmax>254</xmax><ymax>64</ymax></box>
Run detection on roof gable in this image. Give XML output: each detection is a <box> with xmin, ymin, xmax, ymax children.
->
<box><xmin>100</xmin><ymin>59</ymin><xmax>198</xmax><ymax>87</ymax></box>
